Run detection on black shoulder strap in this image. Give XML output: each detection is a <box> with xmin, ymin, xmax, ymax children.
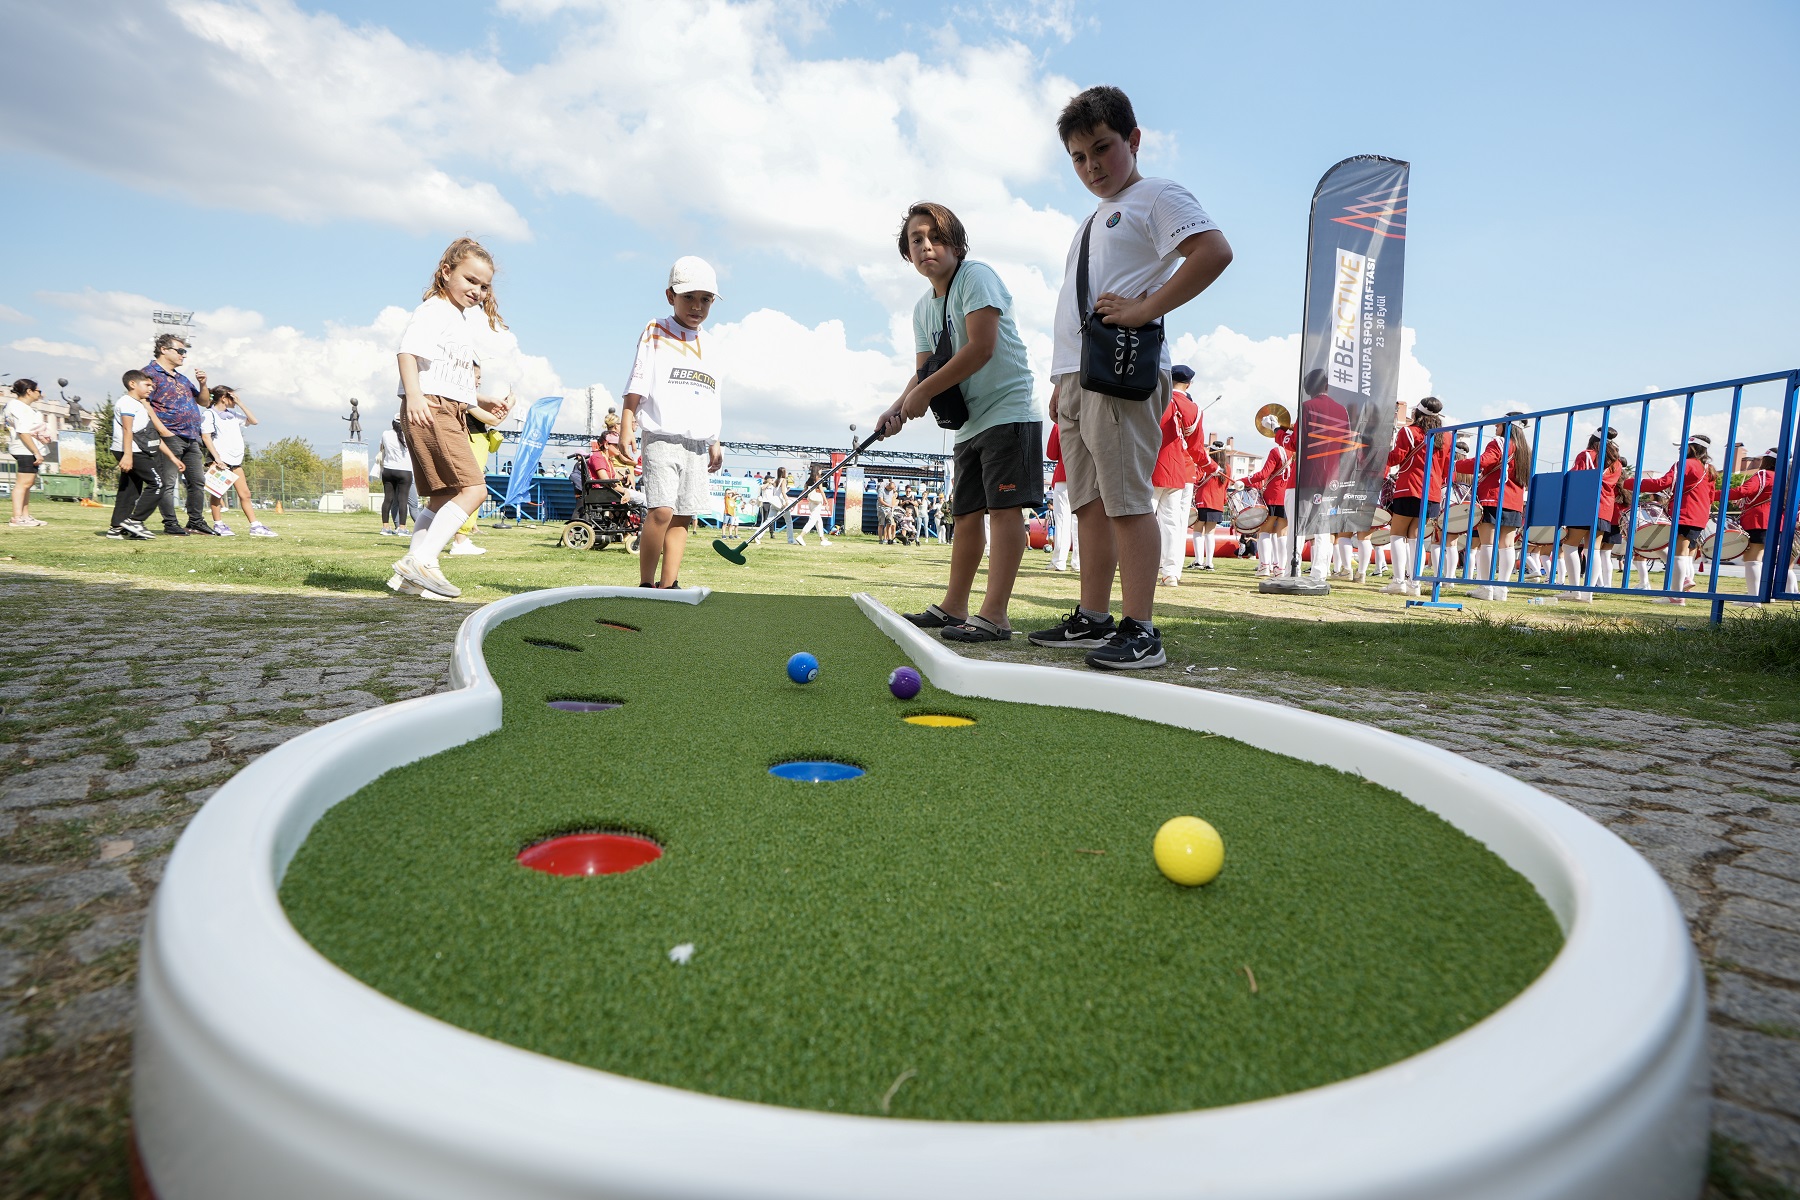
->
<box><xmin>1076</xmin><ymin>215</ymin><xmax>1096</xmax><ymax>317</ymax></box>
<box><xmin>938</xmin><ymin>261</ymin><xmax>964</xmax><ymax>340</ymax></box>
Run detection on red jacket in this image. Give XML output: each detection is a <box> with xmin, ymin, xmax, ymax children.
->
<box><xmin>1387</xmin><ymin>425</ymin><xmax>1453</xmax><ymax>501</ymax></box>
<box><xmin>1456</xmin><ymin>437</ymin><xmax>1527</xmax><ymax>512</ymax></box>
<box><xmin>1195</xmin><ymin>444</ymin><xmax>1228</xmax><ymax>510</ymax></box>
<box><xmin>1572</xmin><ymin>447</ymin><xmax>1626</xmax><ymax>525</ymax></box>
<box><xmin>1151</xmin><ymin>389</ymin><xmax>1208</xmax><ymax>488</ymax></box>
<box><xmin>1245</xmin><ymin>434</ymin><xmax>1294</xmax><ymax>506</ymax></box>
<box><xmin>1046</xmin><ymin>424</ymin><xmax>1066</xmax><ymax>486</ymax></box>
<box><xmin>1639</xmin><ymin>458</ymin><xmax>1718</xmax><ymax>528</ymax></box>
<box><xmin>1729</xmin><ymin>468</ymin><xmax>1775</xmax><ymax>531</ymax></box>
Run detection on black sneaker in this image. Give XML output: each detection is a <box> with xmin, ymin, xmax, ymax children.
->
<box><xmin>163</xmin><ymin>525</ymin><xmax>192</xmax><ymax>536</ymax></box>
<box><xmin>1084</xmin><ymin>617</ymin><xmax>1167</xmax><ymax>670</ymax></box>
<box><xmin>1027</xmin><ymin>608</ymin><xmax>1117</xmax><ymax>649</ymax></box>
<box><xmin>122</xmin><ymin>521</ymin><xmax>155</xmax><ymax>541</ymax></box>
<box><xmin>105</xmin><ymin>526</ymin><xmax>125</xmax><ymax>539</ymax></box>
<box><xmin>187</xmin><ymin>521</ymin><xmax>216</xmax><ymax>536</ymax></box>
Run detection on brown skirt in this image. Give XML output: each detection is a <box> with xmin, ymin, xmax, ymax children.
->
<box><xmin>404</xmin><ymin>396</ymin><xmax>482</xmax><ymax>494</ymax></box>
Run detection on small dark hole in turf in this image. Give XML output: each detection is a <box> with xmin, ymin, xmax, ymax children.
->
<box><xmin>769</xmin><ymin>760</ymin><xmax>866</xmax><ymax>782</ymax></box>
<box><xmin>518</xmin><ymin>831</ymin><xmax>662</xmax><ymax>876</ymax></box>
<box><xmin>548</xmin><ymin>699</ymin><xmax>624</xmax><ymax>712</ymax></box>
<box><xmin>596</xmin><ymin>619</ymin><xmax>640</xmax><ymax>632</ymax></box>
<box><xmin>524</xmin><ymin>637</ymin><xmax>583</xmax><ymax>652</ymax></box>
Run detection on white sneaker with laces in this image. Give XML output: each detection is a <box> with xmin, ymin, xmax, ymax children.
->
<box><xmin>214</xmin><ymin>522</ymin><xmax>236</xmax><ymax>536</ymax></box>
<box><xmin>447</xmin><ymin>541</ymin><xmax>487</xmax><ymax>556</ymax></box>
<box><xmin>249</xmin><ymin>523</ymin><xmax>278</xmax><ymax>537</ymax></box>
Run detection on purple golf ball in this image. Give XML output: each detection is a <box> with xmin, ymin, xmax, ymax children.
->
<box><xmin>888</xmin><ymin>666</ymin><xmax>922</xmax><ymax>700</ymax></box>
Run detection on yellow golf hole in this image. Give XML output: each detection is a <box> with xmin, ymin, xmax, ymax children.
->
<box><xmin>904</xmin><ymin>714</ymin><xmax>975</xmax><ymax>728</ymax></box>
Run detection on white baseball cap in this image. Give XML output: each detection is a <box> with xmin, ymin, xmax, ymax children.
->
<box><xmin>669</xmin><ymin>256</ymin><xmax>719</xmax><ymax>298</ymax></box>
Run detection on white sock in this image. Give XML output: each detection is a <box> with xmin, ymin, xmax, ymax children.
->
<box><xmin>1596</xmin><ymin>552</ymin><xmax>1613</xmax><ymax>589</ymax></box>
<box><xmin>1256</xmin><ymin>533</ymin><xmax>1272</xmax><ymax>567</ymax></box>
<box><xmin>1359</xmin><ymin>538</ymin><xmax>1374</xmax><ymax>571</ymax></box>
<box><xmin>413</xmin><ymin>505</ymin><xmax>434</xmax><ymax>532</ymax></box>
<box><xmin>1559</xmin><ymin>546</ymin><xmax>1579</xmax><ymax>587</ymax></box>
<box><xmin>1497</xmin><ymin>546</ymin><xmax>1516</xmax><ymax>596</ymax></box>
<box><xmin>1676</xmin><ymin>555</ymin><xmax>1695</xmax><ymax>592</ymax></box>
<box><xmin>1393</xmin><ymin>538</ymin><xmax>1413</xmax><ymax>582</ymax></box>
<box><xmin>1787</xmin><ymin>567</ymin><xmax>1799</xmax><ymax>595</ymax></box>
<box><xmin>412</xmin><ymin>501</ymin><xmax>467</xmax><ymax>567</ymax></box>
<box><xmin>1742</xmin><ymin>561</ymin><xmax>1761</xmax><ymax>594</ymax></box>
<box><xmin>1202</xmin><ymin>532</ymin><xmax>1215</xmax><ymax>567</ymax></box>
<box><xmin>1444</xmin><ymin>543</ymin><xmax>1460</xmax><ymax>579</ymax></box>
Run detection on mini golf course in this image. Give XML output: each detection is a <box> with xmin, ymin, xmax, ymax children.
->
<box><xmin>279</xmin><ymin>592</ymin><xmax>1560</xmax><ymax>1121</ymax></box>
<box><xmin>131</xmin><ymin>586</ymin><xmax>1710</xmax><ymax>1199</ymax></box>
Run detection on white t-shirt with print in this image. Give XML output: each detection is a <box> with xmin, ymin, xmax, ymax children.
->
<box><xmin>623</xmin><ymin>317</ymin><xmax>722</xmax><ymax>442</ymax></box>
<box><xmin>201</xmin><ymin>406</ymin><xmax>248</xmax><ymax>466</ymax></box>
<box><xmin>4</xmin><ymin>398</ymin><xmax>46</xmax><ymax>457</ymax></box>
<box><xmin>111</xmin><ymin>397</ymin><xmax>158</xmax><ymax>454</ymax></box>
<box><xmin>395</xmin><ymin>296</ymin><xmax>481</xmax><ymax>407</ymax></box>
<box><xmin>1052</xmin><ymin>177</ymin><xmax>1218</xmax><ymax>378</ymax></box>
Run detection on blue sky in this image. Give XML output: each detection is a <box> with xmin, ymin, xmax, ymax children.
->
<box><xmin>2</xmin><ymin>0</ymin><xmax>1795</xmax><ymax>464</ymax></box>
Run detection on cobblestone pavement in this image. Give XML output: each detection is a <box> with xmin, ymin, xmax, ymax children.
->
<box><xmin>2</xmin><ymin>568</ymin><xmax>1796</xmax><ymax>1197</ymax></box>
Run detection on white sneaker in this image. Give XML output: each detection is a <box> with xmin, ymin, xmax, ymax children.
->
<box><xmin>386</xmin><ymin>573</ymin><xmax>453</xmax><ymax>602</ymax></box>
<box><xmin>1404</xmin><ymin>581</ymin><xmax>1422</xmax><ymax>597</ymax></box>
<box><xmin>213</xmin><ymin>521</ymin><xmax>235</xmax><ymax>536</ymax></box>
<box><xmin>819</xmin><ymin>538</ymin><xmax>831</xmax><ymax>546</ymax></box>
<box><xmin>1467</xmin><ymin>586</ymin><xmax>1496</xmax><ymax>601</ymax></box>
<box><xmin>249</xmin><ymin>523</ymin><xmax>278</xmax><ymax>537</ymax></box>
<box><xmin>447</xmin><ymin>541</ymin><xmax>487</xmax><ymax>556</ymax></box>
<box><xmin>1381</xmin><ymin>579</ymin><xmax>1409</xmax><ymax>595</ymax></box>
<box><xmin>393</xmin><ymin>554</ymin><xmax>460</xmax><ymax>598</ymax></box>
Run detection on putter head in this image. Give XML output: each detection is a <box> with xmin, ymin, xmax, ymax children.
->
<box><xmin>713</xmin><ymin>538</ymin><xmax>748</xmax><ymax>565</ymax></box>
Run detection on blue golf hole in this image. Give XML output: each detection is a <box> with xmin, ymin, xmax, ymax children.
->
<box><xmin>548</xmin><ymin>699</ymin><xmax>623</xmax><ymax>713</ymax></box>
<box><xmin>769</xmin><ymin>761</ymin><xmax>865</xmax><ymax>783</ymax></box>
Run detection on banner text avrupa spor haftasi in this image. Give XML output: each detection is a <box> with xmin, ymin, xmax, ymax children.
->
<box><xmin>1293</xmin><ymin>156</ymin><xmax>1409</xmax><ymax>538</ymax></box>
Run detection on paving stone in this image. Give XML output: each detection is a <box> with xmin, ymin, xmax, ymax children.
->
<box><xmin>40</xmin><ymin>868</ymin><xmax>136</xmax><ymax>906</ymax></box>
<box><xmin>132</xmin><ymin>741</ymin><xmax>215</xmax><ymax>770</ymax></box>
<box><xmin>1717</xmin><ymin>865</ymin><xmax>1800</xmax><ymax>915</ymax></box>
<box><xmin>1723</xmin><ymin>897</ymin><xmax>1800</xmax><ymax>938</ymax></box>
<box><xmin>50</xmin><ymin>984</ymin><xmax>136</xmax><ymax>1046</ymax></box>
<box><xmin>1712</xmin><ymin>971</ymin><xmax>1800</xmax><ymax>1034</ymax></box>
<box><xmin>1737</xmin><ymin>849</ymin><xmax>1800</xmax><ymax>887</ymax></box>
<box><xmin>66</xmin><ymin>912</ymin><xmax>145</xmax><ymax>964</ymax></box>
<box><xmin>1714</xmin><ymin>1100</ymin><xmax>1800</xmax><ymax>1189</ymax></box>
<box><xmin>0</xmin><ymin>1006</ymin><xmax>24</xmax><ymax>1058</ymax></box>
<box><xmin>0</xmin><ymin>944</ymin><xmax>26</xmax><ymax>988</ymax></box>
<box><xmin>1715</xmin><ymin>918</ymin><xmax>1800</xmax><ymax>985</ymax></box>
<box><xmin>1714</xmin><ymin>1026</ymin><xmax>1800</xmax><ymax>1122</ymax></box>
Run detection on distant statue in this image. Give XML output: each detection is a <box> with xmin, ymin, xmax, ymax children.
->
<box><xmin>342</xmin><ymin>397</ymin><xmax>363</xmax><ymax>441</ymax></box>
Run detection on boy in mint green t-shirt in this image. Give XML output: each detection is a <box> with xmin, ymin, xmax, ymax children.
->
<box><xmin>875</xmin><ymin>201</ymin><xmax>1045</xmax><ymax>642</ymax></box>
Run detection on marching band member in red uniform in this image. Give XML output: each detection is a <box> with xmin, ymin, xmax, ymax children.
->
<box><xmin>1454</xmin><ymin>414</ymin><xmax>1531</xmax><ymax>601</ymax></box>
<box><xmin>1638</xmin><ymin>433</ymin><xmax>1721</xmax><ymax>604</ymax></box>
<box><xmin>1556</xmin><ymin>427</ymin><xmax>1625</xmax><ymax>602</ymax></box>
<box><xmin>1381</xmin><ymin>396</ymin><xmax>1449</xmax><ymax>596</ymax></box>
<box><xmin>1243</xmin><ymin>424</ymin><xmax>1295</xmax><ymax>576</ymax></box>
<box><xmin>1046</xmin><ymin>423</ymin><xmax>1079</xmax><ymax>572</ymax></box>
<box><xmin>1728</xmin><ymin>447</ymin><xmax>1781</xmax><ymax>595</ymax></box>
<box><xmin>1190</xmin><ymin>437</ymin><xmax>1228</xmax><ymax>570</ymax></box>
<box><xmin>1151</xmin><ymin>365</ymin><xmax>1208</xmax><ymax>586</ymax></box>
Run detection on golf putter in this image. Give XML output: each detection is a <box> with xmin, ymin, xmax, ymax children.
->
<box><xmin>714</xmin><ymin>428</ymin><xmax>886</xmax><ymax>564</ymax></box>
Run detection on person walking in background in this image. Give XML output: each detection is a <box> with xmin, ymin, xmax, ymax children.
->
<box><xmin>753</xmin><ymin>473</ymin><xmax>777</xmax><ymax>545</ymax></box>
<box><xmin>877</xmin><ymin>476</ymin><xmax>899</xmax><ymax>544</ymax></box>
<box><xmin>1046</xmin><ymin>423</ymin><xmax>1080</xmax><ymax>572</ymax></box>
<box><xmin>376</xmin><ymin>414</ymin><xmax>414</xmax><ymax>536</ymax></box>
<box><xmin>796</xmin><ymin>469</ymin><xmax>832</xmax><ymax>546</ymax></box>
<box><xmin>105</xmin><ymin>370</ymin><xmax>172</xmax><ymax>540</ymax></box>
<box><xmin>199</xmin><ymin>386</ymin><xmax>276</xmax><ymax>537</ymax></box>
<box><xmin>142</xmin><ymin>333</ymin><xmax>214</xmax><ymax>536</ymax></box>
<box><xmin>1151</xmin><ymin>364</ymin><xmax>1206</xmax><ymax>586</ymax></box>
<box><xmin>4</xmin><ymin>379</ymin><xmax>50</xmax><ymax>527</ymax></box>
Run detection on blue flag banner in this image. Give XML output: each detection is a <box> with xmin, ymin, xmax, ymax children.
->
<box><xmin>1292</xmin><ymin>156</ymin><xmax>1410</xmax><ymax>541</ymax></box>
<box><xmin>501</xmin><ymin>395</ymin><xmax>565</xmax><ymax>512</ymax></box>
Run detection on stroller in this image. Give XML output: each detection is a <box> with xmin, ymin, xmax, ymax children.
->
<box><xmin>559</xmin><ymin>454</ymin><xmax>645</xmax><ymax>552</ymax></box>
<box><xmin>894</xmin><ymin>500</ymin><xmax>920</xmax><ymax>547</ymax></box>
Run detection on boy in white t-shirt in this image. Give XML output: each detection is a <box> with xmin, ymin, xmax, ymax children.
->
<box><xmin>619</xmin><ymin>256</ymin><xmax>725</xmax><ymax>589</ymax></box>
<box><xmin>1028</xmin><ymin>85</ymin><xmax>1233</xmax><ymax>670</ymax></box>
<box><xmin>106</xmin><ymin>369</ymin><xmax>177</xmax><ymax>540</ymax></box>
<box><xmin>200</xmin><ymin>386</ymin><xmax>276</xmax><ymax>537</ymax></box>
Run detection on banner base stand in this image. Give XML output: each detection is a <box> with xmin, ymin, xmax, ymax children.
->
<box><xmin>1258</xmin><ymin>578</ymin><xmax>1331</xmax><ymax>596</ymax></box>
<box><xmin>1406</xmin><ymin>599</ymin><xmax>1464</xmax><ymax>611</ymax></box>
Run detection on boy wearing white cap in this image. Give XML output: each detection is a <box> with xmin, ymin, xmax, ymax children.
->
<box><xmin>620</xmin><ymin>256</ymin><xmax>726</xmax><ymax>588</ymax></box>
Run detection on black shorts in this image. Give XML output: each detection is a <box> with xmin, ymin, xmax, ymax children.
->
<box><xmin>12</xmin><ymin>454</ymin><xmax>37</xmax><ymax>473</ymax></box>
<box><xmin>951</xmin><ymin>421</ymin><xmax>1045</xmax><ymax>517</ymax></box>
<box><xmin>1269</xmin><ymin>502</ymin><xmax>1288</xmax><ymax>520</ymax></box>
<box><xmin>1748</xmin><ymin>528</ymin><xmax>1766</xmax><ymax>545</ymax></box>
<box><xmin>1480</xmin><ymin>505</ymin><xmax>1523</xmax><ymax>528</ymax></box>
<box><xmin>1677</xmin><ymin>524</ymin><xmax>1705</xmax><ymax>543</ymax></box>
<box><xmin>1195</xmin><ymin>507</ymin><xmax>1223</xmax><ymax>524</ymax></box>
<box><xmin>1387</xmin><ymin>496</ymin><xmax>1440</xmax><ymax>519</ymax></box>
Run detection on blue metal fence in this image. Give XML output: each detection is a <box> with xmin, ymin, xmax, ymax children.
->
<box><xmin>1405</xmin><ymin>370</ymin><xmax>1799</xmax><ymax>623</ymax></box>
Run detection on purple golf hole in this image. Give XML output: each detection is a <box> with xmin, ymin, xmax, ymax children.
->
<box><xmin>518</xmin><ymin>832</ymin><xmax>662</xmax><ymax>876</ymax></box>
<box><xmin>548</xmin><ymin>699</ymin><xmax>623</xmax><ymax>713</ymax></box>
<box><xmin>769</xmin><ymin>761</ymin><xmax>866</xmax><ymax>782</ymax></box>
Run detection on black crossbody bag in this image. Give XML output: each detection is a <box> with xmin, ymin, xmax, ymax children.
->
<box><xmin>915</xmin><ymin>262</ymin><xmax>970</xmax><ymax>430</ymax></box>
<box><xmin>1076</xmin><ymin>214</ymin><xmax>1164</xmax><ymax>402</ymax></box>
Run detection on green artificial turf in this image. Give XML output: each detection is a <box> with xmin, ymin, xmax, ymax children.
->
<box><xmin>279</xmin><ymin>592</ymin><xmax>1564</xmax><ymax>1122</ymax></box>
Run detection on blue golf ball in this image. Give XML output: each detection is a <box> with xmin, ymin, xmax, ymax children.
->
<box><xmin>787</xmin><ymin>652</ymin><xmax>819</xmax><ymax>684</ymax></box>
<box><xmin>888</xmin><ymin>666</ymin><xmax>922</xmax><ymax>699</ymax></box>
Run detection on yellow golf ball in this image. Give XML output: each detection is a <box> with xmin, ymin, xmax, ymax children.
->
<box><xmin>1154</xmin><ymin>816</ymin><xmax>1224</xmax><ymax>886</ymax></box>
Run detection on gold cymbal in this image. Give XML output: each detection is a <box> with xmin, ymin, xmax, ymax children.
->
<box><xmin>1255</xmin><ymin>403</ymin><xmax>1292</xmax><ymax>437</ymax></box>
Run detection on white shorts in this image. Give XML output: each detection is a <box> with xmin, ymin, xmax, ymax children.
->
<box><xmin>641</xmin><ymin>432</ymin><xmax>712</xmax><ymax>516</ymax></box>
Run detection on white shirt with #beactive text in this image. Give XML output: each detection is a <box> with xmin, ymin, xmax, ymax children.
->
<box><xmin>395</xmin><ymin>295</ymin><xmax>481</xmax><ymax>407</ymax></box>
<box><xmin>1051</xmin><ymin>177</ymin><xmax>1218</xmax><ymax>379</ymax></box>
<box><xmin>623</xmin><ymin>316</ymin><xmax>722</xmax><ymax>443</ymax></box>
<box><xmin>201</xmin><ymin>407</ymin><xmax>248</xmax><ymax>466</ymax></box>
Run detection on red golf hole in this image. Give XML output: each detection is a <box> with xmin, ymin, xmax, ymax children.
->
<box><xmin>517</xmin><ymin>832</ymin><xmax>663</xmax><ymax>877</ymax></box>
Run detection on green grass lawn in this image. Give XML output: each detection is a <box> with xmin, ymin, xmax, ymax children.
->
<box><xmin>4</xmin><ymin>504</ymin><xmax>1797</xmax><ymax>725</ymax></box>
<box><xmin>279</xmin><ymin>593</ymin><xmax>1562</xmax><ymax>1121</ymax></box>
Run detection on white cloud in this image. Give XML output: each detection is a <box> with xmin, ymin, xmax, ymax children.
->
<box><xmin>6</xmin><ymin>338</ymin><xmax>100</xmax><ymax>363</ymax></box>
<box><xmin>0</xmin><ymin>305</ymin><xmax>31</xmax><ymax>325</ymax></box>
